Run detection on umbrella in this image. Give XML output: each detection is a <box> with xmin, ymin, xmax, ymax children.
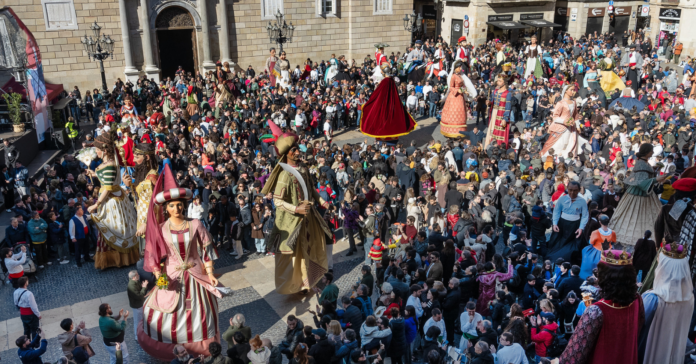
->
<box><xmin>609</xmin><ymin>97</ymin><xmax>645</xmax><ymax>112</ymax></box>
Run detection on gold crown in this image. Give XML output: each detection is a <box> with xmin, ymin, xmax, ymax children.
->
<box><xmin>662</xmin><ymin>241</ymin><xmax>688</xmax><ymax>259</ymax></box>
<box><xmin>600</xmin><ymin>249</ymin><xmax>633</xmax><ymax>266</ymax></box>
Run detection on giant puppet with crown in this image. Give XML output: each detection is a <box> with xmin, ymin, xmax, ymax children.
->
<box><xmin>138</xmin><ymin>164</ymin><xmax>231</xmax><ymax>360</ymax></box>
<box><xmin>360</xmin><ymin>43</ymin><xmax>417</xmax><ymax>142</ymax></box>
<box><xmin>552</xmin><ymin>250</ymin><xmax>644</xmax><ymax>364</ymax></box>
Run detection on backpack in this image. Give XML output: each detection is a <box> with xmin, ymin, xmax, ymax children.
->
<box><xmin>318</xmin><ymin>186</ymin><xmax>330</xmax><ymax>202</ymax></box>
<box><xmin>543</xmin><ymin>328</ymin><xmax>568</xmax><ymax>358</ymax></box>
<box><xmin>356</xmin><ymin>296</ymin><xmax>374</xmax><ymax>319</ymax></box>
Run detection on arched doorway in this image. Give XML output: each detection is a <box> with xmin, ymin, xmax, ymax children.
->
<box><xmin>155</xmin><ymin>6</ymin><xmax>197</xmax><ymax>80</ymax></box>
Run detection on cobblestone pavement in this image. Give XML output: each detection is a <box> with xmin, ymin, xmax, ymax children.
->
<box><xmin>0</xmin><ymin>252</ymin><xmax>363</xmax><ymax>364</ymax></box>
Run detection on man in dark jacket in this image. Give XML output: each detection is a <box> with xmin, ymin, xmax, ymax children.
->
<box><xmin>522</xmin><ymin>274</ymin><xmax>541</xmax><ymax>310</ymax></box>
<box><xmin>308</xmin><ymin>329</ymin><xmax>335</xmax><ymax>363</ymax></box>
<box><xmin>333</xmin><ymin>329</ymin><xmax>359</xmax><ymax>363</ymax></box>
<box><xmin>340</xmin><ymin>296</ymin><xmax>364</xmax><ymax>332</ymax></box>
<box><xmin>278</xmin><ymin>316</ymin><xmax>305</xmax><ymax>360</ymax></box>
<box><xmin>557</xmin><ymin>265</ymin><xmax>584</xmax><ymax>299</ymax></box>
<box><xmin>16</xmin><ymin>334</ymin><xmax>48</xmax><ymax>364</ymax></box>
<box><xmin>442</xmin><ymin>278</ymin><xmax>461</xmax><ymax>343</ymax></box>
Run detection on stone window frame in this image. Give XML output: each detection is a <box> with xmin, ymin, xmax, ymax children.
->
<box><xmin>373</xmin><ymin>0</ymin><xmax>392</xmax><ymax>15</ymax></box>
<box><xmin>261</xmin><ymin>0</ymin><xmax>285</xmax><ymax>20</ymax></box>
<box><xmin>317</xmin><ymin>0</ymin><xmax>337</xmax><ymax>17</ymax></box>
<box><xmin>41</xmin><ymin>0</ymin><xmax>79</xmax><ymax>31</ymax></box>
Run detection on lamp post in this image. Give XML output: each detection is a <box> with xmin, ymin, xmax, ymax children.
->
<box><xmin>80</xmin><ymin>21</ymin><xmax>115</xmax><ymax>99</ymax></box>
<box><xmin>403</xmin><ymin>11</ymin><xmax>423</xmax><ymax>33</ymax></box>
<box><xmin>265</xmin><ymin>10</ymin><xmax>296</xmax><ymax>54</ymax></box>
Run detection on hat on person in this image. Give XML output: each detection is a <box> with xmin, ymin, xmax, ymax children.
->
<box><xmin>540</xmin><ymin>312</ymin><xmax>556</xmax><ymax>322</ymax></box>
<box><xmin>482</xmin><ymin>171</ymin><xmax>489</xmax><ymax>179</ymax></box>
<box><xmin>458</xmin><ymin>36</ymin><xmax>467</xmax><ymax>43</ymax></box>
<box><xmin>673</xmin><ymin>178</ymin><xmax>696</xmax><ymax>192</ymax></box>
<box><xmin>415</xmin><ymin>40</ymin><xmax>422</xmax><ymax>45</ymax></box>
<box><xmin>155</xmin><ymin>164</ymin><xmax>193</xmax><ymax>204</ymax></box>
<box><xmin>311</xmin><ymin>328</ymin><xmax>327</xmax><ymax>339</ymax></box>
<box><xmin>532</xmin><ymin>205</ymin><xmax>543</xmax><ymax>218</ymax></box>
<box><xmin>526</xmin><ymin>274</ymin><xmax>536</xmax><ymax>281</ymax></box>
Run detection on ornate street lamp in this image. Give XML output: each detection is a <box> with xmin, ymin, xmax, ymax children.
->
<box><xmin>265</xmin><ymin>10</ymin><xmax>295</xmax><ymax>53</ymax></box>
<box><xmin>80</xmin><ymin>21</ymin><xmax>116</xmax><ymax>98</ymax></box>
<box><xmin>403</xmin><ymin>11</ymin><xmax>423</xmax><ymax>33</ymax></box>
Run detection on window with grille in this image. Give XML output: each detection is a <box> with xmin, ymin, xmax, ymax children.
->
<box><xmin>374</xmin><ymin>0</ymin><xmax>392</xmax><ymax>15</ymax></box>
<box><xmin>261</xmin><ymin>0</ymin><xmax>284</xmax><ymax>20</ymax></box>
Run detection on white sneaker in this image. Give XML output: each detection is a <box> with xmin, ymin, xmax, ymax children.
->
<box><xmin>230</xmin><ymin>251</ymin><xmax>238</xmax><ymax>256</ymax></box>
<box><xmin>38</xmin><ymin>265</ymin><xmax>44</xmax><ymax>269</ymax></box>
<box><xmin>243</xmin><ymin>249</ymin><xmax>250</xmax><ymax>254</ymax></box>
<box><xmin>235</xmin><ymin>254</ymin><xmax>242</xmax><ymax>260</ymax></box>
<box><xmin>47</xmin><ymin>262</ymin><xmax>52</xmax><ymax>265</ymax></box>
<box><xmin>60</xmin><ymin>259</ymin><xmax>70</xmax><ymax>264</ymax></box>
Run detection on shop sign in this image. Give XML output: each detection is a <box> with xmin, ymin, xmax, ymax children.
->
<box><xmin>640</xmin><ymin>5</ymin><xmax>649</xmax><ymax>17</ymax></box>
<box><xmin>614</xmin><ymin>6</ymin><xmax>631</xmax><ymax>16</ymax></box>
<box><xmin>488</xmin><ymin>14</ymin><xmax>513</xmax><ymax>21</ymax></box>
<box><xmin>588</xmin><ymin>8</ymin><xmax>605</xmax><ymax>17</ymax></box>
<box><xmin>659</xmin><ymin>8</ymin><xmax>681</xmax><ymax>20</ymax></box>
<box><xmin>520</xmin><ymin>13</ymin><xmax>544</xmax><ymax>20</ymax></box>
<box><xmin>571</xmin><ymin>14</ymin><xmax>577</xmax><ymax>21</ymax></box>
<box><xmin>556</xmin><ymin>8</ymin><xmax>567</xmax><ymax>16</ymax></box>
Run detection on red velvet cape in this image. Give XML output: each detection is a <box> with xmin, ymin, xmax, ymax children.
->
<box><xmin>359</xmin><ymin>77</ymin><xmax>417</xmax><ymax>139</ymax></box>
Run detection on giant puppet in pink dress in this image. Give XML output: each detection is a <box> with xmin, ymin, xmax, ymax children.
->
<box><xmin>137</xmin><ymin>165</ymin><xmax>231</xmax><ymax>361</ymax></box>
<box><xmin>120</xmin><ymin>96</ymin><xmax>139</xmax><ymax>123</ymax></box>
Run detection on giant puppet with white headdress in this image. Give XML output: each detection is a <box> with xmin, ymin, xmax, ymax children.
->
<box><xmin>138</xmin><ymin>164</ymin><xmax>231</xmax><ymax>360</ymax></box>
<box><xmin>639</xmin><ymin>240</ymin><xmax>695</xmax><ymax>364</ymax></box>
<box><xmin>440</xmin><ymin>59</ymin><xmax>477</xmax><ymax>138</ymax></box>
<box><xmin>540</xmin><ymin>84</ymin><xmax>589</xmax><ymax>159</ymax></box>
<box><xmin>372</xmin><ymin>43</ymin><xmax>389</xmax><ymax>83</ymax></box>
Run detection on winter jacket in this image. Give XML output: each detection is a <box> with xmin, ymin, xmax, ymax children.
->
<box><xmin>404</xmin><ymin>316</ymin><xmax>418</xmax><ymax>344</ymax></box>
<box><xmin>531</xmin><ymin>322</ymin><xmax>559</xmax><ymax>357</ymax></box>
<box><xmin>359</xmin><ymin>324</ymin><xmax>392</xmax><ymax>347</ymax></box>
<box><xmin>333</xmin><ymin>339</ymin><xmax>359</xmax><ymax>364</ymax></box>
<box><xmin>388</xmin><ymin>317</ymin><xmax>407</xmax><ymax>357</ymax></box>
<box><xmin>280</xmin><ymin>320</ymin><xmax>305</xmax><ymax>356</ymax></box>
<box><xmin>308</xmin><ymin>338</ymin><xmax>336</xmax><ymax>364</ymax></box>
<box><xmin>341</xmin><ymin>304</ymin><xmax>364</xmax><ymax>331</ymax></box>
<box><xmin>17</xmin><ymin>336</ymin><xmax>47</xmax><ymax>364</ymax></box>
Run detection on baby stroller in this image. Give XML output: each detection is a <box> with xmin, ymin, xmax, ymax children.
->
<box><xmin>13</xmin><ymin>243</ymin><xmax>38</xmax><ymax>282</ymax></box>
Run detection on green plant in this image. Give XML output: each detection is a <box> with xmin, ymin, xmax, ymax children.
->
<box><xmin>2</xmin><ymin>92</ymin><xmax>22</xmax><ymax>125</ymax></box>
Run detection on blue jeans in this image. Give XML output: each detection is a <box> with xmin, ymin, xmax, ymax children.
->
<box><xmin>70</xmin><ymin>106</ymin><xmax>81</xmax><ymax>121</ymax></box>
<box><xmin>429</xmin><ymin>102</ymin><xmax>437</xmax><ymax>118</ymax></box>
<box><xmin>364</xmin><ymin>236</ymin><xmax>374</xmax><ymax>265</ymax></box>
<box><xmin>357</xmin><ymin>110</ymin><xmax>362</xmax><ymax>126</ymax></box>
<box><xmin>255</xmin><ymin>238</ymin><xmax>266</xmax><ymax>253</ymax></box>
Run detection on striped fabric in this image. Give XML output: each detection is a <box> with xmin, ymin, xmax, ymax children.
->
<box><xmin>155</xmin><ymin>188</ymin><xmax>193</xmax><ymax>204</ymax></box>
<box><xmin>96</xmin><ymin>165</ymin><xmax>117</xmax><ymax>187</ymax></box>
<box><xmin>143</xmin><ymin>228</ymin><xmax>217</xmax><ymax>344</ymax></box>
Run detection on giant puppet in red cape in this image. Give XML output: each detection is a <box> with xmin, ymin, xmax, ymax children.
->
<box><xmin>359</xmin><ymin>59</ymin><xmax>417</xmax><ymax>141</ymax></box>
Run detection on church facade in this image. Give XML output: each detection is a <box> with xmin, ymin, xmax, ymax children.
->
<box><xmin>6</xmin><ymin>0</ymin><xmax>412</xmax><ymax>90</ymax></box>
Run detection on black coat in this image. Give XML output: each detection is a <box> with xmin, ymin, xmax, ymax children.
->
<box><xmin>388</xmin><ymin>317</ymin><xmax>407</xmax><ymax>356</ymax></box>
<box><xmin>342</xmin><ymin>305</ymin><xmax>364</xmax><ymax>331</ymax></box>
<box><xmin>308</xmin><ymin>338</ymin><xmax>335</xmax><ymax>364</ymax></box>
<box><xmin>557</xmin><ymin>275</ymin><xmax>584</xmax><ymax>300</ymax></box>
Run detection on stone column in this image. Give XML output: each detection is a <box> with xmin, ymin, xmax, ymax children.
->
<box><xmin>118</xmin><ymin>0</ymin><xmax>140</xmax><ymax>82</ymax></box>
<box><xmin>140</xmin><ymin>0</ymin><xmax>161</xmax><ymax>82</ymax></box>
<box><xmin>198</xmin><ymin>0</ymin><xmax>216</xmax><ymax>71</ymax></box>
<box><xmin>218</xmin><ymin>0</ymin><xmax>232</xmax><ymax>65</ymax></box>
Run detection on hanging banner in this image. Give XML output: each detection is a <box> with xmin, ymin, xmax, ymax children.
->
<box><xmin>0</xmin><ymin>7</ymin><xmax>49</xmax><ymax>143</ymax></box>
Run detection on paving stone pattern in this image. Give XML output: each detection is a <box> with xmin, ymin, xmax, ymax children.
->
<box><xmin>0</xmin><ymin>256</ymin><xmax>363</xmax><ymax>364</ymax></box>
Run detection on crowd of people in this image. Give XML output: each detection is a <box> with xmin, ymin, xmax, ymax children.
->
<box><xmin>4</xmin><ymin>25</ymin><xmax>696</xmax><ymax>364</ymax></box>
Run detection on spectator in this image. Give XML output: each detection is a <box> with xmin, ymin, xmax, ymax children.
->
<box><xmin>223</xmin><ymin>314</ymin><xmax>252</xmax><ymax>348</ymax></box>
<box><xmin>126</xmin><ymin>270</ymin><xmax>148</xmax><ymax>341</ymax></box>
<box><xmin>3</xmin><ymin>245</ymin><xmax>27</xmax><ymax>288</ymax></box>
<box><xmin>27</xmin><ymin>211</ymin><xmax>48</xmax><ymax>268</ymax></box>
<box><xmin>98</xmin><ymin>303</ymin><xmax>130</xmax><ymax>364</ymax></box>
<box><xmin>14</xmin><ymin>276</ymin><xmax>41</xmax><ymax>340</ymax></box>
<box><xmin>57</xmin><ymin>318</ymin><xmax>94</xmax><ymax>360</ymax></box>
<box><xmin>16</xmin><ymin>333</ymin><xmax>48</xmax><ymax>364</ymax></box>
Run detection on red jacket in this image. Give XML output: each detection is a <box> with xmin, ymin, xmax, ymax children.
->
<box><xmin>531</xmin><ymin>322</ymin><xmax>559</xmax><ymax>357</ymax></box>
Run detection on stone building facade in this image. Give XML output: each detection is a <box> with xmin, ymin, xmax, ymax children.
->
<box><xmin>555</xmin><ymin>0</ymin><xmax>643</xmax><ymax>42</ymax></box>
<box><xmin>5</xmin><ymin>0</ymin><xmax>412</xmax><ymax>91</ymax></box>
<box><xmin>646</xmin><ymin>1</ymin><xmax>696</xmax><ymax>58</ymax></box>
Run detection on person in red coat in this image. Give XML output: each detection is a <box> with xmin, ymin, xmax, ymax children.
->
<box><xmin>530</xmin><ymin>312</ymin><xmax>559</xmax><ymax>359</ymax></box>
<box><xmin>118</xmin><ymin>131</ymin><xmax>135</xmax><ymax>167</ymax></box>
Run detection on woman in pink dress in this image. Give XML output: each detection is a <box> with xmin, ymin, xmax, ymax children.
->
<box><xmin>138</xmin><ymin>165</ymin><xmax>230</xmax><ymax>360</ymax></box>
<box><xmin>540</xmin><ymin>85</ymin><xmax>589</xmax><ymax>159</ymax></box>
<box><xmin>440</xmin><ymin>60</ymin><xmax>476</xmax><ymax>138</ymax></box>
